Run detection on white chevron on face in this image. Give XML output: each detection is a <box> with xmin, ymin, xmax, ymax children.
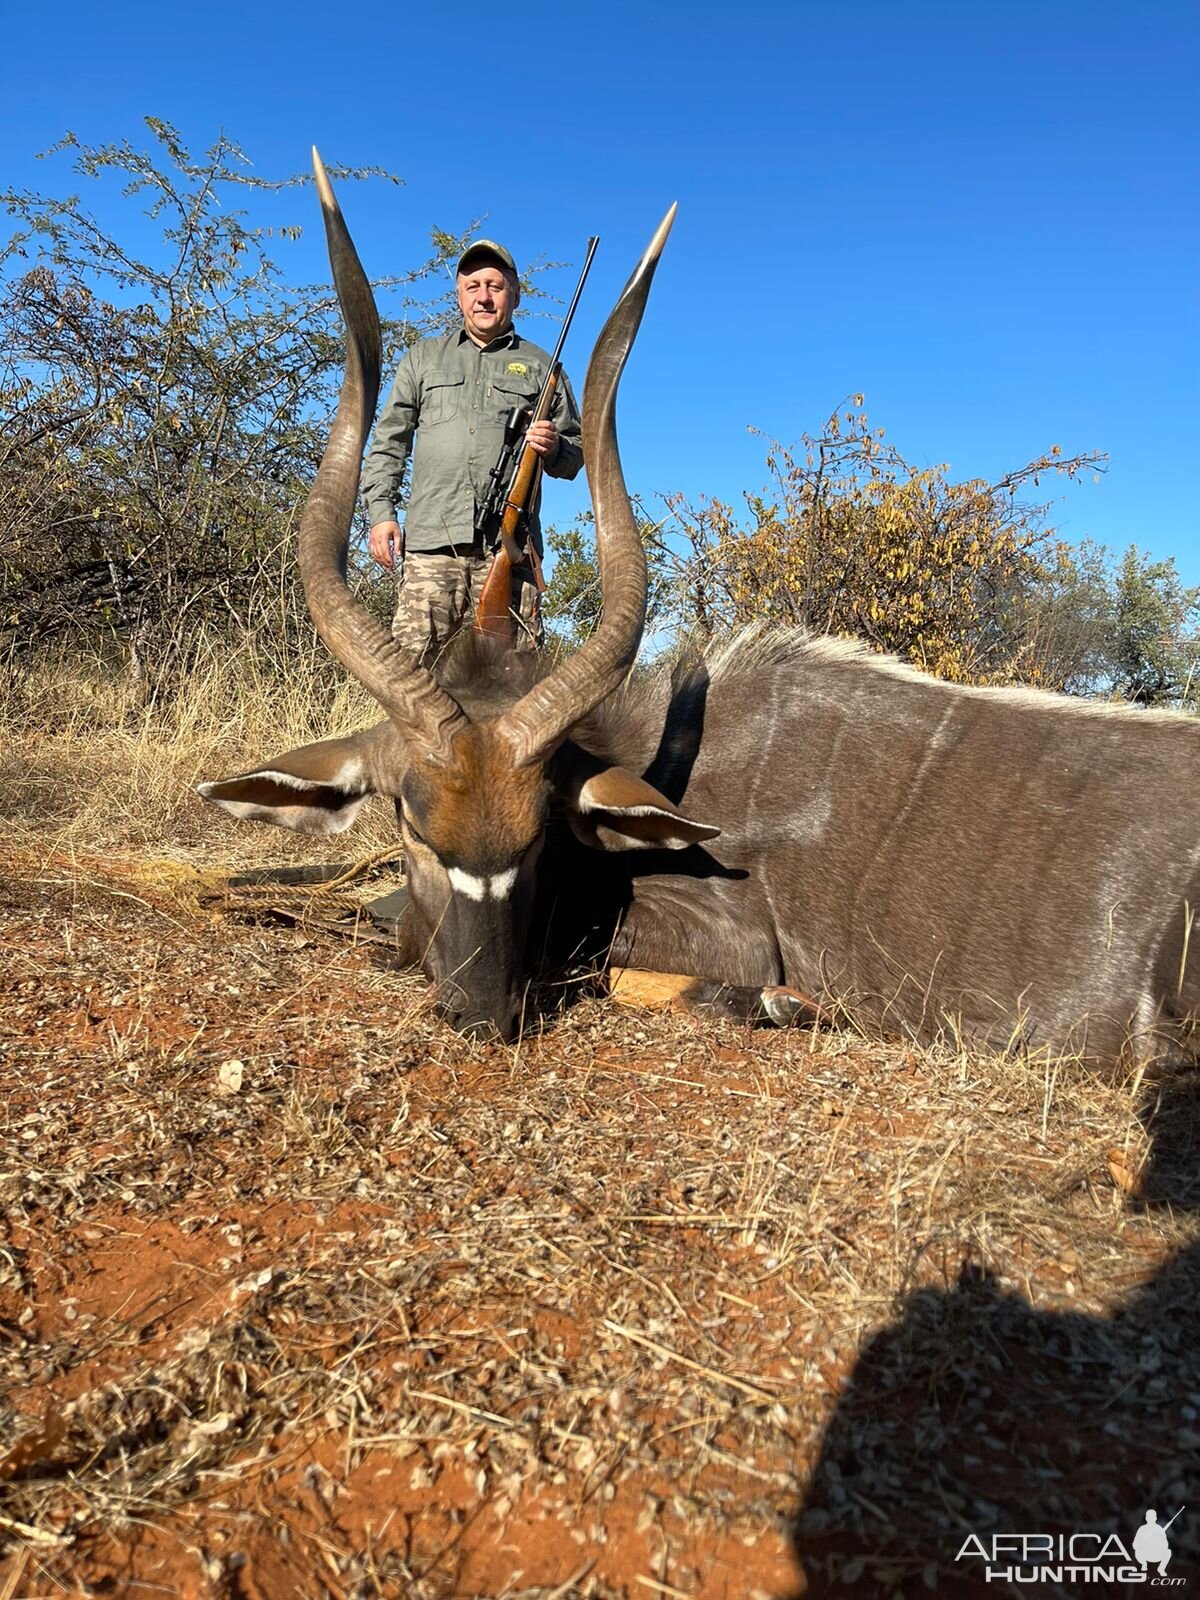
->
<box><xmin>447</xmin><ymin>866</ymin><xmax>519</xmax><ymax>902</ymax></box>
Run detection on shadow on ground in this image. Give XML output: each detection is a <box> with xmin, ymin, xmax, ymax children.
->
<box><xmin>790</xmin><ymin>1069</ymin><xmax>1200</xmax><ymax>1597</ymax></box>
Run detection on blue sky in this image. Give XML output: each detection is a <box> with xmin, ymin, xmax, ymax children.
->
<box><xmin>5</xmin><ymin>0</ymin><xmax>1197</xmax><ymax>582</ymax></box>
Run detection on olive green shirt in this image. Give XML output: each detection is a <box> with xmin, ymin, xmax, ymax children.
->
<box><xmin>361</xmin><ymin>326</ymin><xmax>583</xmax><ymax>555</ymax></box>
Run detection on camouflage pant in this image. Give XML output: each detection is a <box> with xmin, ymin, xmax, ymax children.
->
<box><xmin>392</xmin><ymin>551</ymin><xmax>542</xmax><ymax>662</ymax></box>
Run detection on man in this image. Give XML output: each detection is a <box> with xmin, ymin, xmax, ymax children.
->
<box><xmin>1133</xmin><ymin>1509</ymin><xmax>1173</xmax><ymax>1577</ymax></box>
<box><xmin>362</xmin><ymin>239</ymin><xmax>583</xmax><ymax>659</ymax></box>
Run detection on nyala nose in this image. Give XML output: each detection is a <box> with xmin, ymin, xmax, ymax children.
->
<box><xmin>432</xmin><ymin>982</ymin><xmax>519</xmax><ymax>1042</ymax></box>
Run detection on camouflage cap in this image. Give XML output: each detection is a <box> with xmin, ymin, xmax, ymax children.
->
<box><xmin>456</xmin><ymin>239</ymin><xmax>518</xmax><ymax>278</ymax></box>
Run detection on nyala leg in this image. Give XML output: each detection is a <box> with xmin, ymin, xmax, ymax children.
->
<box><xmin>609</xmin><ymin>969</ymin><xmax>829</xmax><ymax>1029</ymax></box>
<box><xmin>688</xmin><ymin>980</ymin><xmax>830</xmax><ymax>1028</ymax></box>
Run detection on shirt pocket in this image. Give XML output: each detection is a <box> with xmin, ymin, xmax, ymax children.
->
<box><xmin>490</xmin><ymin>373</ymin><xmax>541</xmax><ymax>424</ymax></box>
<box><xmin>420</xmin><ymin>375</ymin><xmax>465</xmax><ymax>426</ymax></box>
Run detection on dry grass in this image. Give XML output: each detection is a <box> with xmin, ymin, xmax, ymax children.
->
<box><xmin>1</xmin><ymin>661</ymin><xmax>1198</xmax><ymax>1597</ymax></box>
<box><xmin>2</xmin><ymin>635</ymin><xmax>397</xmax><ymax>864</ymax></box>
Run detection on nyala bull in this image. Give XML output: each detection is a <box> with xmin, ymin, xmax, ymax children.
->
<box><xmin>199</xmin><ymin>152</ymin><xmax>1200</xmax><ymax>1067</ymax></box>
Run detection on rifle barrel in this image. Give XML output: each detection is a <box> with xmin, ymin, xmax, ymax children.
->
<box><xmin>544</xmin><ymin>236</ymin><xmax>599</xmax><ymax>376</ymax></box>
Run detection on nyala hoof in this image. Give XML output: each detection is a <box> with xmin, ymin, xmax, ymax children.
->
<box><xmin>758</xmin><ymin>984</ymin><xmax>828</xmax><ymax>1028</ymax></box>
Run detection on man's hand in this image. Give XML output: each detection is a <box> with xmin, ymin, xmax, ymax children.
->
<box><xmin>525</xmin><ymin>419</ymin><xmax>559</xmax><ymax>460</ymax></box>
<box><xmin>369</xmin><ymin>520</ymin><xmax>403</xmax><ymax>570</ymax></box>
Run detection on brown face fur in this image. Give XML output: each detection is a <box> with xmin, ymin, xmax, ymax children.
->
<box><xmin>401</xmin><ymin>724</ymin><xmax>549</xmax><ymax>871</ymax></box>
<box><xmin>395</xmin><ymin>724</ymin><xmax>551</xmax><ymax>1040</ymax></box>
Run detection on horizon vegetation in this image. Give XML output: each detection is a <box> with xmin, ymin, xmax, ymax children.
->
<box><xmin>3</xmin><ymin>119</ymin><xmax>1198</xmax><ymax>746</ymax></box>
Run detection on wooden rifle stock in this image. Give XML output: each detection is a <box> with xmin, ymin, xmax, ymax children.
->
<box><xmin>475</xmin><ymin>369</ymin><xmax>557</xmax><ymax>642</ymax></box>
<box><xmin>475</xmin><ymin>236</ymin><xmax>597</xmax><ymax>644</ymax></box>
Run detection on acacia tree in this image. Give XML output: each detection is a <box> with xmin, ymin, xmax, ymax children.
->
<box><xmin>1107</xmin><ymin>547</ymin><xmax>1200</xmax><ymax>705</ymax></box>
<box><xmin>0</xmin><ymin>119</ymin><xmax>478</xmax><ymax>681</ymax></box>
<box><xmin>1013</xmin><ymin>541</ymin><xmax>1200</xmax><ymax>705</ymax></box>
<box><xmin>660</xmin><ymin>399</ymin><xmax>1107</xmax><ymax>684</ymax></box>
<box><xmin>543</xmin><ymin>505</ymin><xmax>676</xmax><ymax>648</ymax></box>
<box><xmin>541</xmin><ymin>399</ymin><xmax>1121</xmax><ymax>688</ymax></box>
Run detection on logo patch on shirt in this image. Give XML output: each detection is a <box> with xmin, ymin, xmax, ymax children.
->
<box><xmin>505</xmin><ymin>361</ymin><xmax>528</xmax><ymax>376</ymax></box>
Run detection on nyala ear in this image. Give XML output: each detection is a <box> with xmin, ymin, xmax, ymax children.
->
<box><xmin>556</xmin><ymin>746</ymin><xmax>720</xmax><ymax>853</ymax></box>
<box><xmin>197</xmin><ymin>733</ymin><xmax>376</xmax><ymax>836</ymax></box>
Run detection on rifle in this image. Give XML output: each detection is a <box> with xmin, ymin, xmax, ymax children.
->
<box><xmin>475</xmin><ymin>236</ymin><xmax>598</xmax><ymax>641</ymax></box>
